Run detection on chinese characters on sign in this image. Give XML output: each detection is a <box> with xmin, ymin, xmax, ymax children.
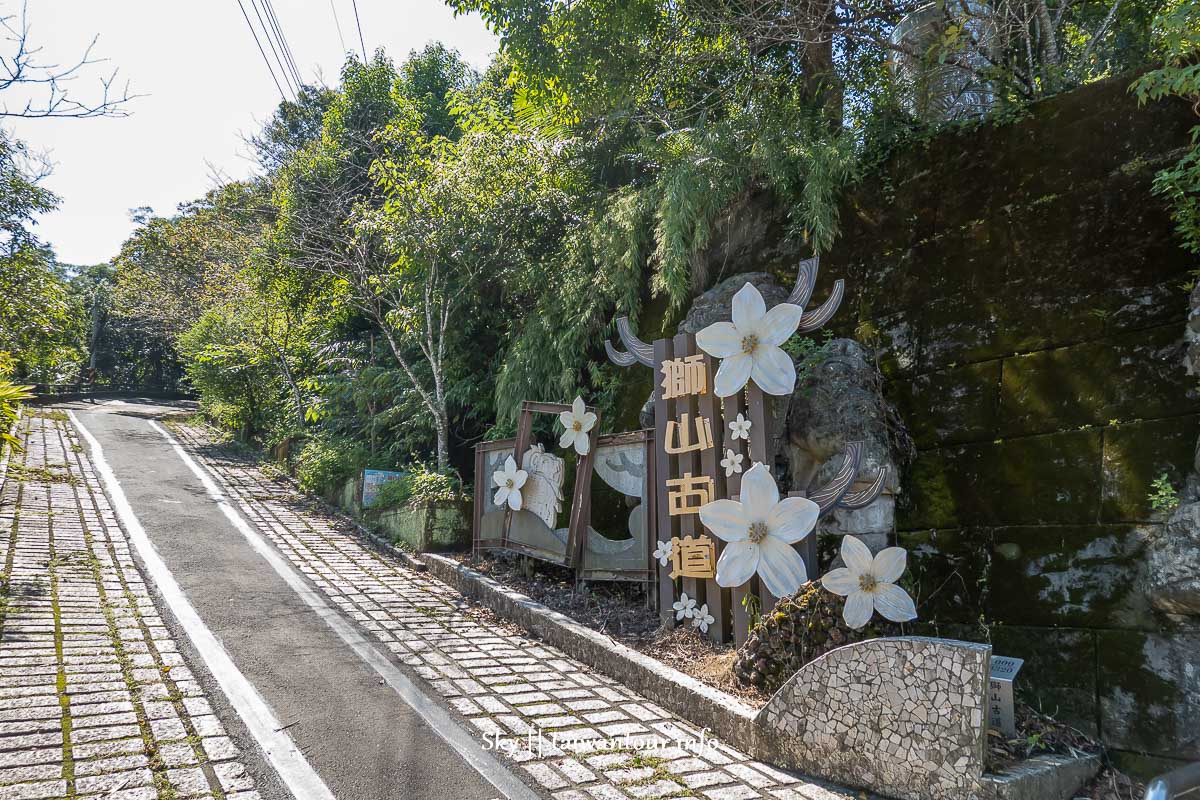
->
<box><xmin>665</xmin><ymin>413</ymin><xmax>714</xmax><ymax>454</ymax></box>
<box><xmin>988</xmin><ymin>655</ymin><xmax>1024</xmax><ymax>737</ymax></box>
<box><xmin>668</xmin><ymin>535</ymin><xmax>716</xmax><ymax>580</ymax></box>
<box><xmin>659</xmin><ymin>351</ymin><xmax>720</xmax><ymax>581</ymax></box>
<box><xmin>661</xmin><ymin>354</ymin><xmax>707</xmax><ymax>399</ymax></box>
<box><xmin>666</xmin><ymin>473</ymin><xmax>714</xmax><ymax>516</ymax></box>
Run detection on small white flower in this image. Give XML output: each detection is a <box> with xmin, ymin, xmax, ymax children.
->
<box><xmin>728</xmin><ymin>414</ymin><xmax>752</xmax><ymax>442</ymax></box>
<box><xmin>672</xmin><ymin>592</ymin><xmax>697</xmax><ymax>621</ymax></box>
<box><xmin>821</xmin><ymin>535</ymin><xmax>918</xmax><ymax>629</ymax></box>
<box><xmin>653</xmin><ymin>539</ymin><xmax>674</xmax><ymax>567</ymax></box>
<box><xmin>720</xmin><ymin>449</ymin><xmax>744</xmax><ymax>477</ymax></box>
<box><xmin>492</xmin><ymin>455</ymin><xmax>529</xmax><ymax>511</ymax></box>
<box><xmin>696</xmin><ymin>283</ymin><xmax>804</xmax><ymax>397</ymax></box>
<box><xmin>691</xmin><ymin>603</ymin><xmax>715</xmax><ymax>633</ymax></box>
<box><xmin>697</xmin><ymin>462</ymin><xmax>818</xmax><ymax>598</ymax></box>
<box><xmin>558</xmin><ymin>396</ymin><xmax>598</xmax><ymax>456</ymax></box>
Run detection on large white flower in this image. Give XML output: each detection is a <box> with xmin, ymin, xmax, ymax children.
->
<box><xmin>697</xmin><ymin>462</ymin><xmax>819</xmax><ymax>598</ymax></box>
<box><xmin>692</xmin><ymin>604</ymin><xmax>715</xmax><ymax>634</ymax></box>
<box><xmin>728</xmin><ymin>413</ymin><xmax>752</xmax><ymax>442</ymax></box>
<box><xmin>672</xmin><ymin>592</ymin><xmax>697</xmax><ymax>621</ymax></box>
<box><xmin>696</xmin><ymin>283</ymin><xmax>804</xmax><ymax>397</ymax></box>
<box><xmin>653</xmin><ymin>539</ymin><xmax>674</xmax><ymax>567</ymax></box>
<box><xmin>821</xmin><ymin>535</ymin><xmax>918</xmax><ymax>629</ymax></box>
<box><xmin>558</xmin><ymin>396</ymin><xmax>597</xmax><ymax>456</ymax></box>
<box><xmin>492</xmin><ymin>455</ymin><xmax>528</xmax><ymax>511</ymax></box>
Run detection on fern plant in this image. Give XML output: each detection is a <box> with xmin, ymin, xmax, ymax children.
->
<box><xmin>0</xmin><ymin>353</ymin><xmax>34</xmax><ymax>454</ymax></box>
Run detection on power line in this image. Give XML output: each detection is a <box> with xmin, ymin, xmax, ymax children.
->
<box><xmin>248</xmin><ymin>0</ymin><xmax>296</xmax><ymax>97</ymax></box>
<box><xmin>262</xmin><ymin>0</ymin><xmax>304</xmax><ymax>88</ymax></box>
<box><xmin>350</xmin><ymin>0</ymin><xmax>367</xmax><ymax>62</ymax></box>
<box><xmin>329</xmin><ymin>0</ymin><xmax>347</xmax><ymax>56</ymax></box>
<box><xmin>236</xmin><ymin>0</ymin><xmax>287</xmax><ymax>101</ymax></box>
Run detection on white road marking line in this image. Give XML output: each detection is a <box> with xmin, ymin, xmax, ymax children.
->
<box><xmin>68</xmin><ymin>411</ymin><xmax>336</xmax><ymax>800</ymax></box>
<box><xmin>148</xmin><ymin>419</ymin><xmax>542</xmax><ymax>800</ymax></box>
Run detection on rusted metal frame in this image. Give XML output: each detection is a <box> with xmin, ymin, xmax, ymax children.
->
<box><xmin>472</xmin><ymin>443</ymin><xmax>485</xmax><ymax>558</ymax></box>
<box><xmin>568</xmin><ymin>427</ymin><xmax>600</xmax><ymax>572</ymax></box>
<box><xmin>510</xmin><ymin>400</ymin><xmax>600</xmax><ymax>570</ymax></box>
<box><xmin>696</xmin><ymin>350</ymin><xmax>727</xmax><ymax>643</ymax></box>
<box><xmin>653</xmin><ymin>337</ymin><xmax>676</xmax><ymax>625</ymax></box>
<box><xmin>473</xmin><ymin>438</ymin><xmax>516</xmax><ymax>552</ymax></box>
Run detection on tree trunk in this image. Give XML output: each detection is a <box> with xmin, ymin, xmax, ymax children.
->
<box><xmin>800</xmin><ymin>0</ymin><xmax>844</xmax><ymax>126</ymax></box>
<box><xmin>435</xmin><ymin>408</ymin><xmax>450</xmax><ymax>474</ymax></box>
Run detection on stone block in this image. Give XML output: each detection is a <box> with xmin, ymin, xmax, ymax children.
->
<box><xmin>988</xmin><ymin>525</ymin><xmax>1154</xmax><ymax>629</ymax></box>
<box><xmin>1097</xmin><ymin>628</ymin><xmax>1200</xmax><ymax>759</ymax></box>
<box><xmin>998</xmin><ymin>325</ymin><xmax>1196</xmax><ymax>437</ymax></box>
<box><xmin>900</xmin><ymin>430</ymin><xmax>1103</xmax><ymax>530</ymax></box>
<box><xmin>888</xmin><ymin>361</ymin><xmax>1001</xmax><ymax>448</ymax></box>
<box><xmin>899</xmin><ymin>528</ymin><xmax>991</xmax><ymax>626</ymax></box>
<box><xmin>1101</xmin><ymin>415</ymin><xmax>1199</xmax><ymax>523</ymax></box>
<box><xmin>989</xmin><ymin>627</ymin><xmax>1099</xmax><ymax>736</ymax></box>
<box><xmin>756</xmin><ymin>637</ymin><xmax>991</xmax><ymax>800</ymax></box>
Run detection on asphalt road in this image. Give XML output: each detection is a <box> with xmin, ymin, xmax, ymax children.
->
<box><xmin>64</xmin><ymin>398</ymin><xmax>527</xmax><ymax>800</ymax></box>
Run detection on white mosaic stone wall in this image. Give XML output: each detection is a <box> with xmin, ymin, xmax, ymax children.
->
<box><xmin>756</xmin><ymin>637</ymin><xmax>991</xmax><ymax>800</ymax></box>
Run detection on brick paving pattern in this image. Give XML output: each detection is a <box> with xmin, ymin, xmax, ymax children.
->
<box><xmin>170</xmin><ymin>422</ymin><xmax>860</xmax><ymax>800</ymax></box>
<box><xmin>0</xmin><ymin>412</ymin><xmax>259</xmax><ymax>800</ymax></box>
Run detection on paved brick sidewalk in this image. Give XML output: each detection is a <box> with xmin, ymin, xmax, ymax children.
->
<box><xmin>0</xmin><ymin>412</ymin><xmax>259</xmax><ymax>800</ymax></box>
<box><xmin>171</xmin><ymin>422</ymin><xmax>860</xmax><ymax>800</ymax></box>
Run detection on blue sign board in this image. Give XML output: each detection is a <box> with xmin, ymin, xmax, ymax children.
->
<box><xmin>362</xmin><ymin>469</ymin><xmax>406</xmax><ymax>508</ymax></box>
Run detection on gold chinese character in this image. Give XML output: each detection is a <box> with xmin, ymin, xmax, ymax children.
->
<box><xmin>661</xmin><ymin>355</ymin><xmax>707</xmax><ymax>400</ymax></box>
<box><xmin>666</xmin><ymin>472</ymin><xmax>714</xmax><ymax>516</ymax></box>
<box><xmin>670</xmin><ymin>535</ymin><xmax>716</xmax><ymax>579</ymax></box>
<box><xmin>664</xmin><ymin>413</ymin><xmax>714</xmax><ymax>454</ymax></box>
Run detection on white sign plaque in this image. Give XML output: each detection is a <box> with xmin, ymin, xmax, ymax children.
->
<box><xmin>988</xmin><ymin>655</ymin><xmax>1024</xmax><ymax>737</ymax></box>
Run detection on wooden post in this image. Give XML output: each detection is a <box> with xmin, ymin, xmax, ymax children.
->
<box><xmin>724</xmin><ymin>391</ymin><xmax>751</xmax><ymax>646</ymax></box>
<box><xmin>696</xmin><ymin>349</ymin><xmax>727</xmax><ymax>643</ymax></box>
<box><xmin>654</xmin><ymin>338</ymin><xmax>675</xmax><ymax>626</ymax></box>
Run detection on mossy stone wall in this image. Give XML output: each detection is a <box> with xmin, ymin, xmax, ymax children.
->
<box><xmin>817</xmin><ymin>75</ymin><xmax>1200</xmax><ymax>770</ymax></box>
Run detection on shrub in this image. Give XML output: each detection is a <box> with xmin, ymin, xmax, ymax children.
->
<box><xmin>0</xmin><ymin>353</ymin><xmax>34</xmax><ymax>454</ymax></box>
<box><xmin>294</xmin><ymin>436</ymin><xmax>367</xmax><ymax>495</ymax></box>
<box><xmin>370</xmin><ymin>463</ymin><xmax>465</xmax><ymax>510</ymax></box>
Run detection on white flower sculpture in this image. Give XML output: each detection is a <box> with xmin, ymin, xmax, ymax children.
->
<box><xmin>720</xmin><ymin>449</ymin><xmax>744</xmax><ymax>477</ymax></box>
<box><xmin>697</xmin><ymin>462</ymin><xmax>819</xmax><ymax>598</ymax></box>
<box><xmin>558</xmin><ymin>396</ymin><xmax>597</xmax><ymax>456</ymax></box>
<box><xmin>696</xmin><ymin>283</ymin><xmax>804</xmax><ymax>397</ymax></box>
<box><xmin>653</xmin><ymin>539</ymin><xmax>674</xmax><ymax>567</ymax></box>
<box><xmin>672</xmin><ymin>592</ymin><xmax>697</xmax><ymax>621</ymax></box>
<box><xmin>728</xmin><ymin>413</ymin><xmax>752</xmax><ymax>442</ymax></box>
<box><xmin>492</xmin><ymin>456</ymin><xmax>528</xmax><ymax>511</ymax></box>
<box><xmin>692</xmin><ymin>604</ymin><xmax>715</xmax><ymax>634</ymax></box>
<box><xmin>821</xmin><ymin>535</ymin><xmax>918</xmax><ymax>629</ymax></box>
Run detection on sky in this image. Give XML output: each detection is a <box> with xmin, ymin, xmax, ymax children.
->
<box><xmin>7</xmin><ymin>1</ymin><xmax>499</xmax><ymax>267</ymax></box>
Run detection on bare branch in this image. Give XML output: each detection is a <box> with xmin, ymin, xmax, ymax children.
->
<box><xmin>0</xmin><ymin>2</ymin><xmax>140</xmax><ymax>119</ymax></box>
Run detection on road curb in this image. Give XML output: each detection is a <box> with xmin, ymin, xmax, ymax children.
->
<box><xmin>419</xmin><ymin>551</ymin><xmax>761</xmax><ymax>754</ymax></box>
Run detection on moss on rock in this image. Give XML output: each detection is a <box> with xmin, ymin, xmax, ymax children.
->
<box><xmin>731</xmin><ymin>583</ymin><xmax>900</xmax><ymax>694</ymax></box>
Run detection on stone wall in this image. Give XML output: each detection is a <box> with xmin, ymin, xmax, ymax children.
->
<box><xmin>757</xmin><ymin>637</ymin><xmax>991</xmax><ymax>800</ymax></box>
<box><xmin>816</xmin><ymin>75</ymin><xmax>1200</xmax><ymax>771</ymax></box>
